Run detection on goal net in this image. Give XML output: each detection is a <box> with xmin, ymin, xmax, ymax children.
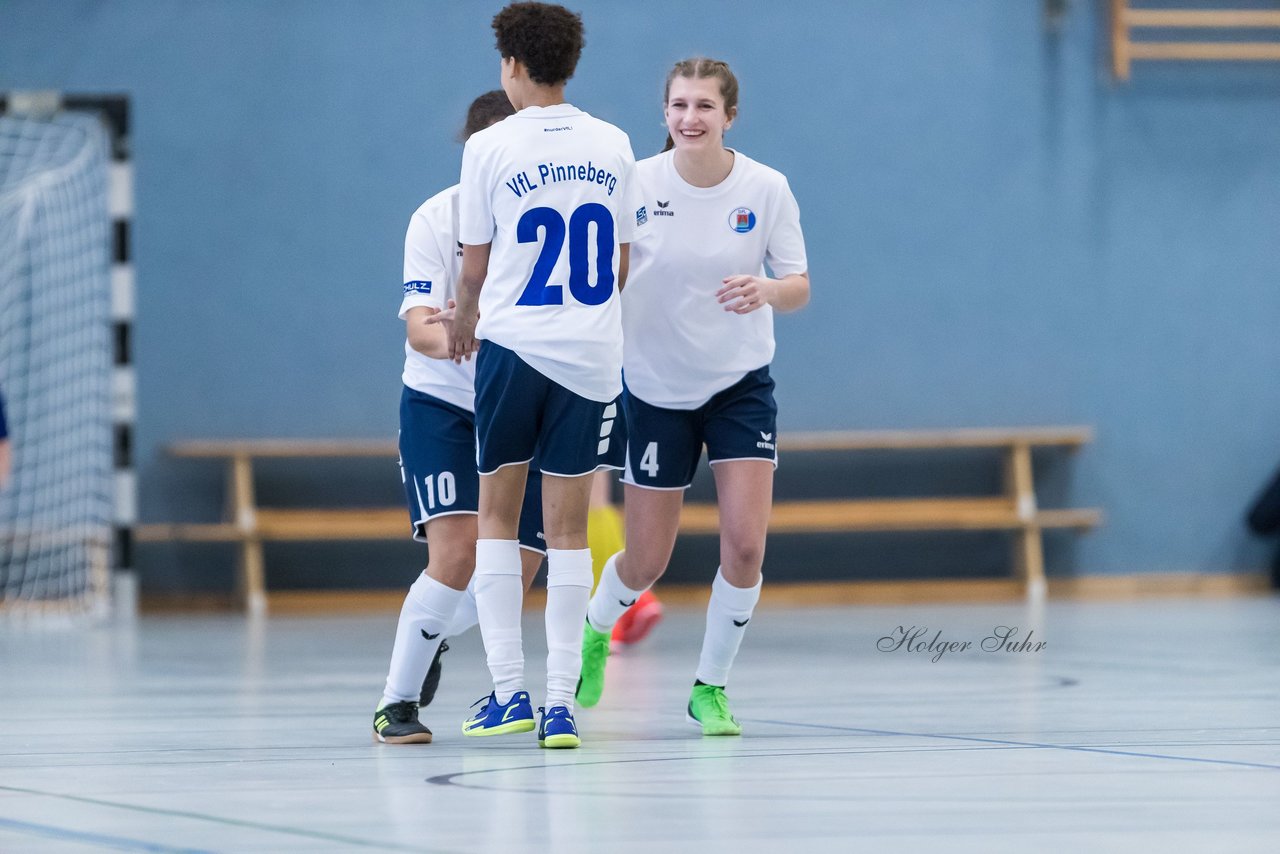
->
<box><xmin>0</xmin><ymin>109</ymin><xmax>112</xmax><ymax>617</ymax></box>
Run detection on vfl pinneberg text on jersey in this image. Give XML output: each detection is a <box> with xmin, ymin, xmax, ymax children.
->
<box><xmin>505</xmin><ymin>160</ymin><xmax>620</xmax><ymax>198</ymax></box>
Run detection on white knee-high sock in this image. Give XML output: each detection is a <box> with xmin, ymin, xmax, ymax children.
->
<box><xmin>381</xmin><ymin>573</ymin><xmax>464</xmax><ymax>705</ymax></box>
<box><xmin>442</xmin><ymin>577</ymin><xmax>479</xmax><ymax>638</ymax></box>
<box><xmin>586</xmin><ymin>552</ymin><xmax>647</xmax><ymax>633</ymax></box>
<box><xmin>695</xmin><ymin>568</ymin><xmax>762</xmax><ymax>688</ymax></box>
<box><xmin>545</xmin><ymin>548</ymin><xmax>594</xmax><ymax>710</ymax></box>
<box><xmin>475</xmin><ymin>538</ymin><xmax>524</xmax><ymax>702</ymax></box>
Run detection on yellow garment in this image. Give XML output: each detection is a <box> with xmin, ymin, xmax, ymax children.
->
<box><xmin>586</xmin><ymin>504</ymin><xmax>625</xmax><ymax>592</ymax></box>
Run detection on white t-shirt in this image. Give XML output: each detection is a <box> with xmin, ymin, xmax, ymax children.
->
<box><xmin>399</xmin><ymin>185</ymin><xmax>476</xmax><ymax>412</ymax></box>
<box><xmin>458</xmin><ymin>104</ymin><xmax>646</xmax><ymax>402</ymax></box>
<box><xmin>622</xmin><ymin>149</ymin><xmax>808</xmax><ymax>409</ymax></box>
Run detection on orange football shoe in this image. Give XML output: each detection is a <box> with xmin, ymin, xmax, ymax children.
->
<box><xmin>611</xmin><ymin>589</ymin><xmax>663</xmax><ymax>645</ymax></box>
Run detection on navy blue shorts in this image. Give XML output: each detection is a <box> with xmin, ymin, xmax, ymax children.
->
<box><xmin>398</xmin><ymin>386</ymin><xmax>545</xmax><ymax>553</ymax></box>
<box><xmin>621</xmin><ymin>366</ymin><xmax>778</xmax><ymax>490</ymax></box>
<box><xmin>474</xmin><ymin>341</ymin><xmax>625</xmax><ymax>477</ymax></box>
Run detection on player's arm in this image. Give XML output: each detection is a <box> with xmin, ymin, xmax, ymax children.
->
<box><xmin>717</xmin><ymin>272</ymin><xmax>809</xmax><ymax>314</ymax></box>
<box><xmin>617</xmin><ymin>243</ymin><xmax>630</xmax><ymax>292</ymax></box>
<box><xmin>771</xmin><ymin>272</ymin><xmax>811</xmax><ymax>311</ymax></box>
<box><xmin>450</xmin><ymin>136</ymin><xmax>493</xmax><ymax>363</ymax></box>
<box><xmin>719</xmin><ymin>177</ymin><xmax>810</xmax><ymax>315</ymax></box>
<box><xmin>401</xmin><ymin>207</ymin><xmax>456</xmax><ymax>352</ymax></box>
<box><xmin>405</xmin><ymin>305</ymin><xmax>450</xmax><ymax>359</ymax></box>
<box><xmin>615</xmin><ymin>143</ymin><xmax>644</xmax><ymax>296</ymax></box>
<box><xmin>447</xmin><ymin>243</ymin><xmax>490</xmax><ymax>362</ymax></box>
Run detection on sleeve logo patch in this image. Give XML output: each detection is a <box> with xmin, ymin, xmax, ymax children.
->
<box><xmin>636</xmin><ymin>205</ymin><xmax>648</xmax><ymax>226</ymax></box>
<box><xmin>403</xmin><ymin>280</ymin><xmax>432</xmax><ymax>294</ymax></box>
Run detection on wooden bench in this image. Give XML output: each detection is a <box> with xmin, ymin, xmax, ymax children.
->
<box><xmin>136</xmin><ymin>427</ymin><xmax>1101</xmax><ymax>612</ymax></box>
<box><xmin>1110</xmin><ymin>0</ymin><xmax>1280</xmax><ymax>80</ymax></box>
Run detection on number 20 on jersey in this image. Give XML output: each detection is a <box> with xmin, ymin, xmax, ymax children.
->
<box><xmin>516</xmin><ymin>203</ymin><xmax>615</xmax><ymax>307</ymax></box>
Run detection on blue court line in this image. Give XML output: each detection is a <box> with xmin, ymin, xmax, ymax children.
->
<box><xmin>426</xmin><ymin>743</ymin><xmax>1035</xmax><ymax>791</ymax></box>
<box><xmin>0</xmin><ymin>786</ymin><xmax>440</xmax><ymax>853</ymax></box>
<box><xmin>427</xmin><ymin>723</ymin><xmax>1279</xmax><ymax>793</ymax></box>
<box><xmin>0</xmin><ymin>815</ymin><xmax>215</xmax><ymax>853</ymax></box>
<box><xmin>747</xmin><ymin>719</ymin><xmax>1280</xmax><ymax>771</ymax></box>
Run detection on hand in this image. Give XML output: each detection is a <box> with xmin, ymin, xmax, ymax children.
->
<box><xmin>425</xmin><ymin>299</ymin><xmax>479</xmax><ymax>362</ymax></box>
<box><xmin>717</xmin><ymin>274</ymin><xmax>774</xmax><ymax>314</ymax></box>
<box><xmin>431</xmin><ymin>298</ymin><xmax>458</xmax><ymax>324</ymax></box>
<box><xmin>0</xmin><ymin>439</ymin><xmax>10</xmax><ymax>490</ymax></box>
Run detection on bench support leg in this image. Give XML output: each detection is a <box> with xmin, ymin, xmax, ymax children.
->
<box><xmin>227</xmin><ymin>454</ymin><xmax>266</xmax><ymax>614</ymax></box>
<box><xmin>1012</xmin><ymin>526</ymin><xmax>1046</xmax><ymax>600</ymax></box>
<box><xmin>1005</xmin><ymin>443</ymin><xmax>1046</xmax><ymax>598</ymax></box>
<box><xmin>239</xmin><ymin>539</ymin><xmax>267</xmax><ymax>617</ymax></box>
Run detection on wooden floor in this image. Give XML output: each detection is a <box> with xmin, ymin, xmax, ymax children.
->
<box><xmin>2</xmin><ymin>595</ymin><xmax>1279</xmax><ymax>851</ymax></box>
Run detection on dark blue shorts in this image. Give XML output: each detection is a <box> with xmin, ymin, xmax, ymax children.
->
<box><xmin>621</xmin><ymin>366</ymin><xmax>778</xmax><ymax>490</ymax></box>
<box><xmin>474</xmin><ymin>341</ymin><xmax>625</xmax><ymax>477</ymax></box>
<box><xmin>398</xmin><ymin>386</ymin><xmax>545</xmax><ymax>553</ymax></box>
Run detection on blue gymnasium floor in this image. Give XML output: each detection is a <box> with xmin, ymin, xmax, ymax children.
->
<box><xmin>2</xmin><ymin>596</ymin><xmax>1279</xmax><ymax>852</ymax></box>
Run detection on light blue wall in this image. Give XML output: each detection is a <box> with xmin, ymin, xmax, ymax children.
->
<box><xmin>3</xmin><ymin>0</ymin><xmax>1278</xmax><ymax>587</ymax></box>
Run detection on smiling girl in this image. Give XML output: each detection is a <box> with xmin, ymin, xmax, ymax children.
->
<box><xmin>576</xmin><ymin>57</ymin><xmax>811</xmax><ymax>735</ymax></box>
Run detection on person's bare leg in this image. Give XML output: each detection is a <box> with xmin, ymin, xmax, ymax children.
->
<box><xmin>590</xmin><ymin>482</ymin><xmax>683</xmax><ymax>633</ymax></box>
<box><xmin>591</xmin><ymin>471</ymin><xmax>664</xmax><ymax>644</ymax></box>
<box><xmin>617</xmin><ymin>483</ymin><xmax>683</xmax><ymax>586</ymax></box>
<box><xmin>587</xmin><ymin>470</ymin><xmax>622</xmax><ymax>590</ymax></box>
<box><xmin>519</xmin><ymin>548</ymin><xmax>543</xmax><ymax>590</ymax></box>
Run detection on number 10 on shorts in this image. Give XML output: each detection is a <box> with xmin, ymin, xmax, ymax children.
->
<box><xmin>422</xmin><ymin>472</ymin><xmax>456</xmax><ymax>509</ymax></box>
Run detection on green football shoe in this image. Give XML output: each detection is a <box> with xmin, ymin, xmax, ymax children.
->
<box><xmin>687</xmin><ymin>684</ymin><xmax>742</xmax><ymax>736</ymax></box>
<box><xmin>575</xmin><ymin>621</ymin><xmax>611</xmax><ymax>707</ymax></box>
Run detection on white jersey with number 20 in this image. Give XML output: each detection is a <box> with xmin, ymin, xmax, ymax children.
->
<box><xmin>459</xmin><ymin>104</ymin><xmax>646</xmax><ymax>403</ymax></box>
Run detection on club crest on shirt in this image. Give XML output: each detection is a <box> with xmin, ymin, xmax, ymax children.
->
<box><xmin>728</xmin><ymin>207</ymin><xmax>756</xmax><ymax>234</ymax></box>
<box><xmin>636</xmin><ymin>205</ymin><xmax>648</xmax><ymax>226</ymax></box>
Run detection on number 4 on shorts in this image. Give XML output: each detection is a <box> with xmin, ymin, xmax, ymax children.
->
<box><xmin>640</xmin><ymin>442</ymin><xmax>659</xmax><ymax>477</ymax></box>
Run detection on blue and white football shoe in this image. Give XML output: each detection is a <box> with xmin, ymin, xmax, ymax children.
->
<box><xmin>537</xmin><ymin>705</ymin><xmax>581</xmax><ymax>749</ymax></box>
<box><xmin>462</xmin><ymin>690</ymin><xmax>535</xmax><ymax>737</ymax></box>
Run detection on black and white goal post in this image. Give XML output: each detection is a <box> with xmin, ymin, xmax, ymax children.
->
<box><xmin>0</xmin><ymin>91</ymin><xmax>135</xmax><ymax>620</ymax></box>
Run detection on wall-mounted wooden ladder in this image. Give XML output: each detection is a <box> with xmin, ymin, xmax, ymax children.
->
<box><xmin>1111</xmin><ymin>1</ymin><xmax>1280</xmax><ymax>79</ymax></box>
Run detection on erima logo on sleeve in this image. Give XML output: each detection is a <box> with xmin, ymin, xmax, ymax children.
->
<box><xmin>636</xmin><ymin>206</ymin><xmax>648</xmax><ymax>226</ymax></box>
<box><xmin>404</xmin><ymin>281</ymin><xmax>432</xmax><ymax>294</ymax></box>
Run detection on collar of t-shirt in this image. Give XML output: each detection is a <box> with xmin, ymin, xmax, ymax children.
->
<box><xmin>665</xmin><ymin>147</ymin><xmax>743</xmax><ymax>198</ymax></box>
<box><xmin>514</xmin><ymin>103</ymin><xmax>584</xmax><ymax>120</ymax></box>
